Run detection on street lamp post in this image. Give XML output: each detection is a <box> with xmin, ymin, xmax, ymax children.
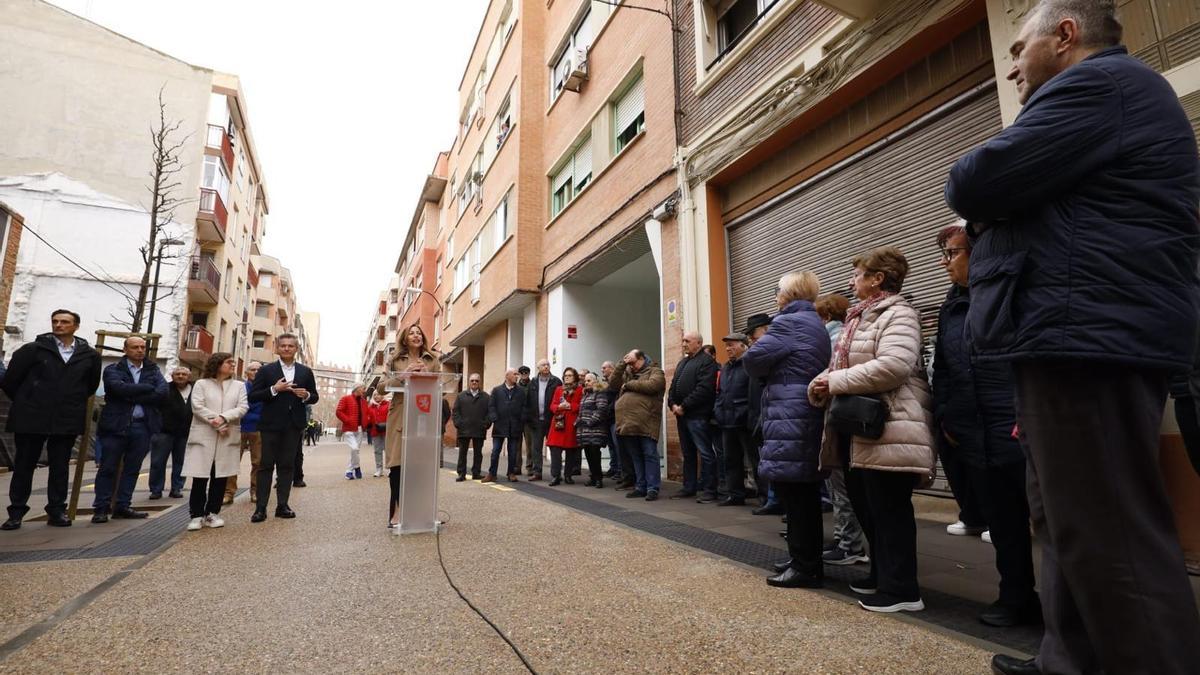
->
<box><xmin>146</xmin><ymin>237</ymin><xmax>185</xmax><ymax>334</ymax></box>
<box><xmin>404</xmin><ymin>286</ymin><xmax>444</xmax><ymax>314</ymax></box>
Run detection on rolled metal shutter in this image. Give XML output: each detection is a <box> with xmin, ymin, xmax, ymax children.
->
<box><xmin>727</xmin><ymin>82</ymin><xmax>1004</xmax><ymax>333</ymax></box>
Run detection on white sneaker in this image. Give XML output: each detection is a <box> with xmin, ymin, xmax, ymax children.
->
<box><xmin>946</xmin><ymin>520</ymin><xmax>986</xmax><ymax>536</ymax></box>
<box><xmin>373</xmin><ymin>469</ymin><xmax>382</xmax><ymax>478</ymax></box>
<box><xmin>203</xmin><ymin>514</ymin><xmax>225</xmax><ymax>529</ymax></box>
<box><xmin>981</xmin><ymin>529</ymin><xmax>992</xmax><ymax>544</ymax></box>
<box><xmin>187</xmin><ymin>517</ymin><xmax>203</xmax><ymax>531</ymax></box>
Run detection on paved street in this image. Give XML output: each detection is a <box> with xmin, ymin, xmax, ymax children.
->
<box><xmin>0</xmin><ymin>441</ymin><xmax>1005</xmax><ymax>673</ymax></box>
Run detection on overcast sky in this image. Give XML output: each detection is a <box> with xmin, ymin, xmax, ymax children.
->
<box><xmin>45</xmin><ymin>0</ymin><xmax>490</xmax><ymax>369</ymax></box>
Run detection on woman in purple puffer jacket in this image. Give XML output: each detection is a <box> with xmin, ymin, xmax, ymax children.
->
<box><xmin>742</xmin><ymin>271</ymin><xmax>831</xmax><ymax>589</ymax></box>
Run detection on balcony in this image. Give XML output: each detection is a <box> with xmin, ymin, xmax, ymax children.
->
<box><xmin>247</xmin><ymin>261</ymin><xmax>259</xmax><ymax>288</ymax></box>
<box><xmin>179</xmin><ymin>325</ymin><xmax>214</xmax><ymax>366</ymax></box>
<box><xmin>206</xmin><ymin>124</ymin><xmax>235</xmax><ymax>172</ymax></box>
<box><xmin>187</xmin><ymin>256</ymin><xmax>220</xmax><ymax>305</ymax></box>
<box><xmin>197</xmin><ymin>189</ymin><xmax>228</xmax><ymax>242</ymax></box>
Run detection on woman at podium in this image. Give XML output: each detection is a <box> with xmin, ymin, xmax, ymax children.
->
<box><xmin>376</xmin><ymin>323</ymin><xmax>441</xmax><ymax>527</ymax></box>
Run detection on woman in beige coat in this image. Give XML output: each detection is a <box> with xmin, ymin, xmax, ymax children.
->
<box><xmin>182</xmin><ymin>353</ymin><xmax>249</xmax><ymax>532</ymax></box>
<box><xmin>809</xmin><ymin>246</ymin><xmax>934</xmax><ymax>614</ymax></box>
<box><xmin>376</xmin><ymin>323</ymin><xmax>441</xmax><ymax>527</ymax></box>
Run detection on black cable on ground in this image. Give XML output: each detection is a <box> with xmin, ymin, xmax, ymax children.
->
<box><xmin>434</xmin><ymin>511</ymin><xmax>538</xmax><ymax>674</ymax></box>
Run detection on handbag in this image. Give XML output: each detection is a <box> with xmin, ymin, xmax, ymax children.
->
<box><xmin>828</xmin><ymin>394</ymin><xmax>888</xmax><ymax>440</ymax></box>
<box><xmin>553</xmin><ymin>412</ymin><xmax>566</xmax><ymax>431</ymax></box>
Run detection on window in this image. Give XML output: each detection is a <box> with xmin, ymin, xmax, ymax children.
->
<box><xmin>485</xmin><ymin>89</ymin><xmax>515</xmax><ymax>170</ymax></box>
<box><xmin>614</xmin><ymin>76</ymin><xmax>645</xmax><ymax>153</ymax></box>
<box><xmin>718</xmin><ymin>0</ymin><xmax>776</xmax><ymax>54</ymax></box>
<box><xmin>470</xmin><ymin>237</ymin><xmax>482</xmax><ymax>302</ymax></box>
<box><xmin>219</xmin><ymin>319</ymin><xmax>228</xmax><ymax>350</ymax></box>
<box><xmin>551</xmin><ymin>137</ymin><xmax>593</xmax><ymax>217</ymax></box>
<box><xmin>260</xmin><ymin>273</ymin><xmax>273</xmax><ymax>288</ymax></box>
<box><xmin>436</xmin><ymin>256</ymin><xmax>443</xmax><ymax>286</ymax></box>
<box><xmin>253</xmin><ymin>333</ymin><xmax>267</xmax><ymax>349</ymax></box>
<box><xmin>224</xmin><ymin>262</ymin><xmax>234</xmax><ymax>300</ymax></box>
<box><xmin>493</xmin><ymin>191</ymin><xmax>510</xmax><ymax>251</ymax></box>
<box><xmin>434</xmin><ymin>312</ymin><xmax>441</xmax><ymax>345</ymax></box>
<box><xmin>255</xmin><ymin>303</ymin><xmax>269</xmax><ymax>318</ymax></box>
<box><xmin>551</xmin><ymin>12</ymin><xmax>594</xmax><ymax>102</ymax></box>
<box><xmin>202</xmin><ymin>155</ymin><xmax>231</xmax><ymax>205</ymax></box>
<box><xmin>445</xmin><ymin>295</ymin><xmax>452</xmax><ymax>326</ymax></box>
<box><xmin>454</xmin><ymin>258</ymin><xmax>469</xmax><ymax>295</ymax></box>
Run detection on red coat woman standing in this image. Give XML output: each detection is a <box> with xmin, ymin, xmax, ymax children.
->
<box><xmin>547</xmin><ymin>367</ymin><xmax>583</xmax><ymax>485</ymax></box>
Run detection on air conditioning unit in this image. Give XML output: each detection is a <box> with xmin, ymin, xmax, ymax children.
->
<box><xmin>563</xmin><ymin>48</ymin><xmax>588</xmax><ymax>92</ymax></box>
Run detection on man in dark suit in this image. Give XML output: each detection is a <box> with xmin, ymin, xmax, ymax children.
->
<box><xmin>452</xmin><ymin>373</ymin><xmax>490</xmax><ymax>481</ymax></box>
<box><xmin>1</xmin><ymin>310</ymin><xmax>102</xmax><ymax>530</ymax></box>
<box><xmin>92</xmin><ymin>336</ymin><xmax>168</xmax><ymax>522</ymax></box>
<box><xmin>525</xmin><ymin>359</ymin><xmax>561</xmax><ymax>482</ymax></box>
<box><xmin>484</xmin><ymin>368</ymin><xmax>528</xmax><ymax>483</ymax></box>
<box><xmin>247</xmin><ymin>333</ymin><xmax>318</xmax><ymax>522</ymax></box>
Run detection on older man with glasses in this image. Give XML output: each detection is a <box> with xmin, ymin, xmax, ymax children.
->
<box><xmin>452</xmin><ymin>373</ymin><xmax>491</xmax><ymax>481</ymax></box>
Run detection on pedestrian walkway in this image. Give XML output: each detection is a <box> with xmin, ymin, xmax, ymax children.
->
<box><xmin>0</xmin><ymin>442</ymin><xmax>997</xmax><ymax>672</ymax></box>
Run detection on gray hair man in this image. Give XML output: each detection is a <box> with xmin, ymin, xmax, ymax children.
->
<box><xmin>947</xmin><ymin>2</ymin><xmax>1200</xmax><ymax>672</ymax></box>
<box><xmin>151</xmin><ymin>366</ymin><xmax>194</xmax><ymax>500</ymax></box>
<box><xmin>452</xmin><ymin>373</ymin><xmax>491</xmax><ymax>481</ymax></box>
<box><xmin>667</xmin><ymin>331</ymin><xmax>719</xmax><ymax>502</ymax></box>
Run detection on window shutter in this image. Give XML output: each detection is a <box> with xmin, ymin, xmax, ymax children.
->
<box><xmin>573</xmin><ymin>139</ymin><xmax>592</xmax><ymax>186</ymax></box>
<box><xmin>615</xmin><ymin>77</ymin><xmax>645</xmax><ymax>134</ymax></box>
<box><xmin>552</xmin><ymin>162</ymin><xmax>573</xmax><ymax>191</ymax></box>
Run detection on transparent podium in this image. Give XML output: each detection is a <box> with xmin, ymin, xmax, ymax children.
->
<box><xmin>385</xmin><ymin>371</ymin><xmax>460</xmax><ymax>535</ymax></box>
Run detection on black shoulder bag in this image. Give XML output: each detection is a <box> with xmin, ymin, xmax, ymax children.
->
<box><xmin>828</xmin><ymin>394</ymin><xmax>888</xmax><ymax>440</ymax></box>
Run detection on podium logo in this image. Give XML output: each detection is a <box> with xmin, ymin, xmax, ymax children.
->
<box><xmin>416</xmin><ymin>394</ymin><xmax>432</xmax><ymax>414</ymax></box>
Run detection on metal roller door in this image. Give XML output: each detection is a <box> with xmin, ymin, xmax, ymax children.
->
<box><xmin>727</xmin><ymin>81</ymin><xmax>1004</xmax><ymax>331</ymax></box>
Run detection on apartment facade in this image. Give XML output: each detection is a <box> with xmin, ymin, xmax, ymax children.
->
<box><xmin>359</xmin><ymin>275</ymin><xmax>402</xmax><ymax>381</ymax></box>
<box><xmin>311</xmin><ymin>362</ymin><xmax>356</xmax><ymax>429</ymax></box>
<box><xmin>247</xmin><ymin>254</ymin><xmax>309</xmax><ymax>365</ymax></box>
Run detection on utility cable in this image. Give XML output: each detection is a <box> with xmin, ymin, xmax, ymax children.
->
<box><xmin>433</xmin><ymin>510</ymin><xmax>538</xmax><ymax>674</ymax></box>
<box><xmin>20</xmin><ymin>222</ymin><xmax>138</xmax><ymax>301</ymax></box>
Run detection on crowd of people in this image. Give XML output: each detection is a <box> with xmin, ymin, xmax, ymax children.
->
<box><xmin>2</xmin><ymin>2</ymin><xmax>1199</xmax><ymax>673</ymax></box>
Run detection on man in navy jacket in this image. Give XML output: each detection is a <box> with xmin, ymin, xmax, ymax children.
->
<box><xmin>93</xmin><ymin>336</ymin><xmax>168</xmax><ymax>522</ymax></box>
<box><xmin>247</xmin><ymin>334</ymin><xmax>318</xmax><ymax>521</ymax></box>
<box><xmin>945</xmin><ymin>3</ymin><xmax>1200</xmax><ymax>673</ymax></box>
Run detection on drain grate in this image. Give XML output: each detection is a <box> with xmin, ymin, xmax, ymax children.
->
<box><xmin>503</xmin><ymin>477</ymin><xmax>1041</xmax><ymax>656</ymax></box>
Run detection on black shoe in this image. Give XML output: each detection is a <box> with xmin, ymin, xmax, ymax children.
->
<box><xmin>585</xmin><ymin>479</ymin><xmax>598</xmax><ymax>487</ymax></box>
<box><xmin>91</xmin><ymin>512</ymin><xmax>110</xmax><ymax>524</ymax></box>
<box><xmin>595</xmin><ymin>480</ymin><xmax>603</xmax><ymax>489</ymax></box>
<box><xmin>275</xmin><ymin>507</ymin><xmax>296</xmax><ymax>519</ymax></box>
<box><xmin>293</xmin><ymin>480</ymin><xmax>307</xmax><ymax>488</ymax></box>
<box><xmin>1</xmin><ymin>517</ymin><xmax>21</xmax><ymax>531</ymax></box>
<box><xmin>112</xmin><ymin>508</ymin><xmax>148</xmax><ymax>519</ymax></box>
<box><xmin>668</xmin><ymin>490</ymin><xmax>696</xmax><ymax>500</ymax></box>
<box><xmin>549</xmin><ymin>477</ymin><xmax>562</xmax><ymax>486</ymax></box>
<box><xmin>980</xmin><ymin>600</ymin><xmax>1043</xmax><ymax>628</ymax></box>
<box><xmin>615</xmin><ymin>481</ymin><xmax>635</xmax><ymax>491</ymax></box>
<box><xmin>772</xmin><ymin>558</ymin><xmax>793</xmax><ymax>573</ymax></box>
<box><xmin>471</xmin><ymin>474</ymin><xmax>482</xmax><ymax>480</ymax></box>
<box><xmin>456</xmin><ymin>475</ymin><xmax>466</xmax><ymax>482</ymax></box>
<box><xmin>696</xmin><ymin>493</ymin><xmax>717</xmax><ymax>504</ymax></box>
<box><xmin>644</xmin><ymin>491</ymin><xmax>659</xmax><ymax>502</ymax></box>
<box><xmin>778</xmin><ymin>529</ymin><xmax>787</xmax><ymax>538</ymax></box>
<box><xmin>563</xmin><ymin>476</ymin><xmax>575</xmax><ymax>485</ymax></box>
<box><xmin>766</xmin><ymin>567</ymin><xmax>823</xmax><ymax>589</ymax></box>
<box><xmin>626</xmin><ymin>490</ymin><xmax>647</xmax><ymax>499</ymax></box>
<box><xmin>848</xmin><ymin>579</ymin><xmax>877</xmax><ymax>595</ymax></box>
<box><xmin>148</xmin><ymin>492</ymin><xmax>162</xmax><ymax>500</ymax></box>
<box><xmin>717</xmin><ymin>497</ymin><xmax>745</xmax><ymax>507</ymax></box>
<box><xmin>752</xmin><ymin>503</ymin><xmax>785</xmax><ymax>516</ymax></box>
<box><xmin>858</xmin><ymin>592</ymin><xmax>924</xmax><ymax>613</ymax></box>
<box><xmin>169</xmin><ymin>490</ymin><xmax>183</xmax><ymax>498</ymax></box>
<box><xmin>47</xmin><ymin>512</ymin><xmax>71</xmax><ymax>527</ymax></box>
<box><xmin>251</xmin><ymin>510</ymin><xmax>267</xmax><ymax>523</ymax></box>
<box><xmin>990</xmin><ymin>654</ymin><xmax>1040</xmax><ymax>675</ymax></box>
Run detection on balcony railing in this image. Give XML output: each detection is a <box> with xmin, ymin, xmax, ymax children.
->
<box><xmin>184</xmin><ymin>325</ymin><xmax>214</xmax><ymax>354</ymax></box>
<box><xmin>206</xmin><ymin>124</ymin><xmax>235</xmax><ymax>171</ymax></box>
<box><xmin>189</xmin><ymin>255</ymin><xmax>221</xmax><ymax>288</ymax></box>
<box><xmin>198</xmin><ymin>188</ymin><xmax>228</xmax><ymax>241</ymax></box>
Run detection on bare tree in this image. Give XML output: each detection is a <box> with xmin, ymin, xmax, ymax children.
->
<box><xmin>127</xmin><ymin>86</ymin><xmax>190</xmax><ymax>332</ymax></box>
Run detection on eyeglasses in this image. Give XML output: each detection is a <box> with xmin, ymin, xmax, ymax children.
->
<box><xmin>939</xmin><ymin>247</ymin><xmax>969</xmax><ymax>261</ymax></box>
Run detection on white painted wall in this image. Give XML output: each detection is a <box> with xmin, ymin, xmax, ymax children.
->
<box><xmin>557</xmin><ymin>282</ymin><xmax>662</xmax><ymax>374</ymax></box>
<box><xmin>547</xmin><ymin>286</ymin><xmax>564</xmax><ymax>376</ymax></box>
<box><xmin>0</xmin><ymin>173</ymin><xmax>191</xmax><ymax>366</ymax></box>
<box><xmin>506</xmin><ymin>317</ymin><xmax>523</xmax><ymax>370</ymax></box>
<box><xmin>522</xmin><ymin>302</ymin><xmax>537</xmax><ymax>370</ymax></box>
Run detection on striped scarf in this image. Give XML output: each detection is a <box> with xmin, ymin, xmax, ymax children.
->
<box><xmin>832</xmin><ymin>292</ymin><xmax>894</xmax><ymax>371</ymax></box>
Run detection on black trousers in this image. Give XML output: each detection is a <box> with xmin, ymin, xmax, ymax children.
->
<box><xmin>1174</xmin><ymin>396</ymin><xmax>1200</xmax><ymax>476</ymax></box>
<box><xmin>7</xmin><ymin>434</ymin><xmax>76</xmax><ymax>519</ymax></box>
<box><xmin>965</xmin><ymin>461</ymin><xmax>1035</xmax><ymax>607</ymax></box>
<box><xmin>389</xmin><ymin>466</ymin><xmax>402</xmax><ymax>521</ymax></box>
<box><xmin>293</xmin><ymin>433</ymin><xmax>306</xmax><ymax>482</ymax></box>
<box><xmin>1014</xmin><ymin>361</ymin><xmax>1200</xmax><ymax>674</ymax></box>
<box><xmin>257</xmin><ymin>427</ymin><xmax>302</xmax><ymax>511</ymax></box>
<box><xmin>723</xmin><ymin>427</ymin><xmax>763</xmax><ymax>500</ymax></box>
<box><xmin>189</xmin><ymin>463</ymin><xmax>228</xmax><ymax>518</ymax></box>
<box><xmin>549</xmin><ymin>446</ymin><xmax>580</xmax><ymax>479</ymax></box>
<box><xmin>939</xmin><ymin>439</ymin><xmax>987</xmax><ymax>528</ymax></box>
<box><xmin>456</xmin><ymin>437</ymin><xmax>484</xmax><ymax>477</ymax></box>
<box><xmin>775</xmin><ymin>481</ymin><xmax>823</xmax><ymax>577</ymax></box>
<box><xmin>845</xmin><ymin>464</ymin><xmax>920</xmax><ymax>600</ymax></box>
<box><xmin>582</xmin><ymin>444</ymin><xmax>603</xmax><ymax>480</ymax></box>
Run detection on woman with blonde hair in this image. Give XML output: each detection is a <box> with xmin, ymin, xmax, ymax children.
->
<box><xmin>377</xmin><ymin>322</ymin><xmax>441</xmax><ymax>527</ymax></box>
<box><xmin>576</xmin><ymin>372</ymin><xmax>613</xmax><ymax>488</ymax></box>
<box><xmin>809</xmin><ymin>246</ymin><xmax>934</xmax><ymax>613</ymax></box>
<box><xmin>182</xmin><ymin>353</ymin><xmax>248</xmax><ymax>532</ymax></box>
<box><xmin>743</xmin><ymin>271</ymin><xmax>832</xmax><ymax>588</ymax></box>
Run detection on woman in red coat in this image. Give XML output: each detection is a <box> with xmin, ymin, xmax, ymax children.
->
<box><xmin>547</xmin><ymin>367</ymin><xmax>583</xmax><ymax>486</ymax></box>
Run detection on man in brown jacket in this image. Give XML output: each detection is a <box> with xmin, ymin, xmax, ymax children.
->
<box><xmin>612</xmin><ymin>349</ymin><xmax>666</xmax><ymax>501</ymax></box>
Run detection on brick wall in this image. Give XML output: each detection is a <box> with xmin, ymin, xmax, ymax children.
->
<box><xmin>0</xmin><ymin>209</ymin><xmax>25</xmax><ymax>467</ymax></box>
